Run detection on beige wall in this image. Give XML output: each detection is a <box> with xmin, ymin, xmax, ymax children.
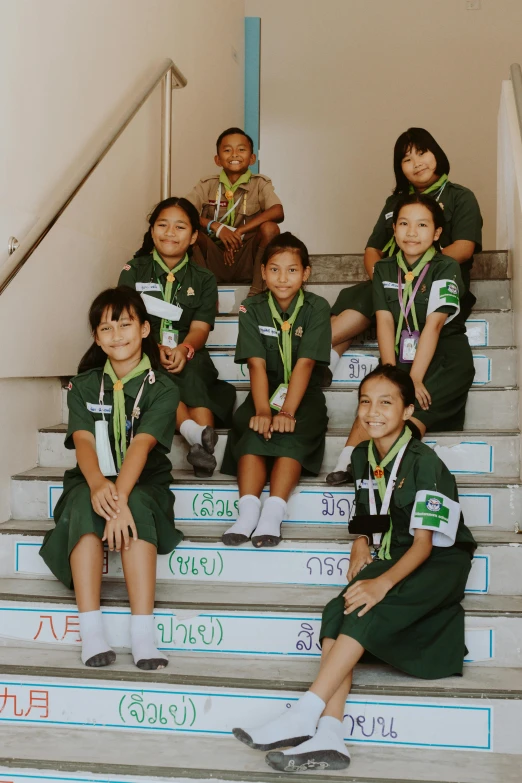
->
<box><xmin>0</xmin><ymin>0</ymin><xmax>244</xmax><ymax>377</ymax></box>
<box><xmin>246</xmin><ymin>0</ymin><xmax>522</xmax><ymax>254</ymax></box>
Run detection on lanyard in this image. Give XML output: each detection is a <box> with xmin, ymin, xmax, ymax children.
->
<box><xmin>382</xmin><ymin>175</ymin><xmax>449</xmax><ymax>256</ymax></box>
<box><xmin>395</xmin><ymin>247</ymin><xmax>436</xmax><ymax>348</ymax></box>
<box><xmin>153</xmin><ymin>249</ymin><xmax>188</xmax><ymax>332</ymax></box>
<box><xmin>267</xmin><ymin>290</ymin><xmax>305</xmax><ymax>384</ymax></box>
<box><xmin>368</xmin><ymin>428</ymin><xmax>412</xmax><ymax>559</ymax></box>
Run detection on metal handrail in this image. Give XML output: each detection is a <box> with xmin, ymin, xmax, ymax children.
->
<box><xmin>510</xmin><ymin>63</ymin><xmax>522</xmax><ymax>138</ymax></box>
<box><xmin>0</xmin><ymin>58</ymin><xmax>187</xmax><ymax>295</ymax></box>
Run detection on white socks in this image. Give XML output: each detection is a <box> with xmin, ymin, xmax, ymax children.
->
<box><xmin>278</xmin><ymin>716</ymin><xmax>348</xmax><ymax>757</ymax></box>
<box><xmin>333</xmin><ymin>445</ymin><xmax>354</xmax><ymax>473</ymax></box>
<box><xmin>222</xmin><ymin>495</ymin><xmax>262</xmax><ymax>545</ymax></box>
<box><xmin>329</xmin><ymin>348</ymin><xmax>341</xmax><ymax>374</ymax></box>
<box><xmin>265</xmin><ymin>716</ymin><xmax>350</xmax><ymax>771</ymax></box>
<box><xmin>233</xmin><ymin>690</ymin><xmax>325</xmax><ymax>750</ymax></box>
<box><xmin>79</xmin><ymin>610</ymin><xmax>115</xmax><ymax>667</ymax></box>
<box><xmin>179</xmin><ymin>419</ymin><xmax>205</xmax><ymax>447</ymax></box>
<box><xmin>252</xmin><ymin>496</ymin><xmax>287</xmax><ymax>547</ymax></box>
<box><xmin>131</xmin><ymin>614</ymin><xmax>168</xmax><ymax>671</ymax></box>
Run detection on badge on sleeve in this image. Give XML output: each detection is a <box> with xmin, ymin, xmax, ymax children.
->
<box><xmin>66</xmin><ymin>381</ymin><xmax>73</xmax><ymax>391</ymax></box>
<box><xmin>239</xmin><ymin>305</ymin><xmax>247</xmax><ymax>313</ymax></box>
<box><xmin>122</xmin><ymin>264</ymin><xmax>131</xmax><ymax>271</ymax></box>
<box><xmin>409</xmin><ymin>490</ymin><xmax>460</xmax><ymax>547</ymax></box>
<box><xmin>427</xmin><ymin>279</ymin><xmax>460</xmax><ymax>323</ymax></box>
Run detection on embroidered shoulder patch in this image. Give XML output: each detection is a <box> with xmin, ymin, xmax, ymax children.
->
<box><xmin>66</xmin><ymin>381</ymin><xmax>73</xmax><ymax>391</ymax></box>
<box><xmin>239</xmin><ymin>305</ymin><xmax>247</xmax><ymax>313</ymax></box>
<box><xmin>122</xmin><ymin>264</ymin><xmax>131</xmax><ymax>271</ymax></box>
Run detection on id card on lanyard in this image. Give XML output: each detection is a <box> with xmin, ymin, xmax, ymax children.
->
<box><xmin>397</xmin><ymin>264</ymin><xmax>430</xmax><ymax>363</ymax></box>
<box><xmin>157</xmin><ymin>276</ymin><xmax>183</xmax><ymax>347</ymax></box>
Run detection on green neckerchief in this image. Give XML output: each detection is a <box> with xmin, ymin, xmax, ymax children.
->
<box><xmin>382</xmin><ymin>174</ymin><xmax>449</xmax><ymax>256</ymax></box>
<box><xmin>103</xmin><ymin>354</ymin><xmax>151</xmax><ymax>469</ymax></box>
<box><xmin>267</xmin><ymin>289</ymin><xmax>305</xmax><ymax>384</ymax></box>
<box><xmin>219</xmin><ymin>169</ymin><xmax>252</xmax><ymax>226</ymax></box>
<box><xmin>153</xmin><ymin>248</ymin><xmax>189</xmax><ymax>332</ymax></box>
<box><xmin>368</xmin><ymin>427</ymin><xmax>412</xmax><ymax>560</ymax></box>
<box><xmin>394</xmin><ymin>246</ymin><xmax>436</xmax><ymax>351</ymax></box>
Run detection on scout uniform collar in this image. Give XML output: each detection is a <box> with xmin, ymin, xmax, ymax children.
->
<box><xmin>153</xmin><ymin>249</ymin><xmax>189</xmax><ymax>340</ymax></box>
<box><xmin>268</xmin><ymin>289</ymin><xmax>305</xmax><ymax>384</ymax></box>
<box><xmin>395</xmin><ymin>246</ymin><xmax>436</xmax><ymax>351</ymax></box>
<box><xmin>101</xmin><ymin>355</ymin><xmax>153</xmax><ymax>469</ymax></box>
<box><xmin>382</xmin><ymin>174</ymin><xmax>449</xmax><ymax>256</ymax></box>
<box><xmin>217</xmin><ymin>169</ymin><xmax>252</xmax><ymax>226</ymax></box>
<box><xmin>368</xmin><ymin>426</ymin><xmax>412</xmax><ymax>560</ymax></box>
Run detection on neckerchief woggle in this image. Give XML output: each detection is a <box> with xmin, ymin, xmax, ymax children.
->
<box><xmin>394</xmin><ymin>246</ymin><xmax>436</xmax><ymax>351</ymax></box>
<box><xmin>215</xmin><ymin>170</ymin><xmax>252</xmax><ymax>226</ymax></box>
<box><xmin>267</xmin><ymin>289</ymin><xmax>305</xmax><ymax>384</ymax></box>
<box><xmin>382</xmin><ymin>173</ymin><xmax>448</xmax><ymax>257</ymax></box>
<box><xmin>368</xmin><ymin>428</ymin><xmax>412</xmax><ymax>560</ymax></box>
<box><xmin>100</xmin><ymin>355</ymin><xmax>153</xmax><ymax>470</ymax></box>
<box><xmin>153</xmin><ymin>248</ymin><xmax>189</xmax><ymax>333</ymax></box>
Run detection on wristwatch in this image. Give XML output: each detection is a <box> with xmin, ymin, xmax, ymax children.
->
<box><xmin>180</xmin><ymin>343</ymin><xmax>195</xmax><ymax>360</ymax></box>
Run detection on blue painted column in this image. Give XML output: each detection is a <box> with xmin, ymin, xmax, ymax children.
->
<box><xmin>245</xmin><ymin>17</ymin><xmax>261</xmax><ymax>174</ymax></box>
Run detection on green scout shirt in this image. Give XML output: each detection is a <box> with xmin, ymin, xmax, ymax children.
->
<box><xmin>65</xmin><ymin>365</ymin><xmax>179</xmax><ymax>486</ymax></box>
<box><xmin>185</xmin><ymin>173</ymin><xmax>282</xmax><ymax>230</ymax></box>
<box><xmin>366</xmin><ymin>182</ymin><xmax>482</xmax><ymax>289</ymax></box>
<box><xmin>119</xmin><ymin>254</ymin><xmax>218</xmax><ymax>344</ymax></box>
<box><xmin>373</xmin><ymin>251</ymin><xmax>466</xmax><ymax>338</ymax></box>
<box><xmin>351</xmin><ymin>435</ymin><xmax>476</xmax><ymax>553</ymax></box>
<box><xmin>235</xmin><ymin>291</ymin><xmax>331</xmax><ymax>389</ymax></box>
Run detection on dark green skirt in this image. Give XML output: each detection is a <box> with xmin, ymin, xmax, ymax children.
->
<box><xmin>331</xmin><ymin>280</ymin><xmax>374</xmax><ymax>320</ymax></box>
<box><xmin>168</xmin><ymin>348</ymin><xmax>236</xmax><ymax>426</ymax></box>
<box><xmin>321</xmin><ymin>545</ymin><xmax>472</xmax><ymax>679</ymax></box>
<box><xmin>221</xmin><ymin>387</ymin><xmax>328</xmax><ymax>476</ymax></box>
<box><xmin>39</xmin><ymin>476</ymin><xmax>183</xmax><ymax>589</ymax></box>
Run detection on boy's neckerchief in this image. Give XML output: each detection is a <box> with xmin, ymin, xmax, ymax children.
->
<box><xmin>382</xmin><ymin>174</ymin><xmax>449</xmax><ymax>257</ymax></box>
<box><xmin>368</xmin><ymin>427</ymin><xmax>412</xmax><ymax>560</ymax></box>
<box><xmin>153</xmin><ymin>249</ymin><xmax>189</xmax><ymax>332</ymax></box>
<box><xmin>394</xmin><ymin>246</ymin><xmax>436</xmax><ymax>350</ymax></box>
<box><xmin>267</xmin><ymin>289</ymin><xmax>305</xmax><ymax>384</ymax></box>
<box><xmin>218</xmin><ymin>169</ymin><xmax>252</xmax><ymax>226</ymax></box>
<box><xmin>103</xmin><ymin>354</ymin><xmax>151</xmax><ymax>469</ymax></box>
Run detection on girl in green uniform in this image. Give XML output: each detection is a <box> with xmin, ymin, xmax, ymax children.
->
<box><xmin>232</xmin><ymin>365</ymin><xmax>476</xmax><ymax>773</ymax></box>
<box><xmin>220</xmin><ymin>233</ymin><xmax>331</xmax><ymax>548</ymax></box>
<box><xmin>329</xmin><ymin>127</ymin><xmax>482</xmax><ymax>377</ymax></box>
<box><xmin>40</xmin><ymin>287</ymin><xmax>183</xmax><ymax>670</ymax></box>
<box><xmin>119</xmin><ymin>197</ymin><xmax>236</xmax><ymax>477</ymax></box>
<box><xmin>327</xmin><ymin>193</ymin><xmax>475</xmax><ymax>485</ymax></box>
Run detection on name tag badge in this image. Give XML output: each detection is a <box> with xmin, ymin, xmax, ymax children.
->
<box><xmin>269</xmin><ymin>383</ymin><xmax>288</xmax><ymax>411</ymax></box>
<box><xmin>385</xmin><ymin>211</ymin><xmax>394</xmax><ymax>220</ymax></box>
<box><xmin>399</xmin><ymin>330</ymin><xmax>420</xmax><ymax>363</ymax></box>
<box><xmin>135</xmin><ymin>283</ymin><xmax>161</xmax><ymax>292</ymax></box>
<box><xmin>87</xmin><ymin>403</ymin><xmax>113</xmax><ymax>414</ymax></box>
<box><xmin>259</xmin><ymin>325</ymin><xmax>279</xmax><ymax>338</ymax></box>
<box><xmin>161</xmin><ymin>328</ymin><xmax>179</xmax><ymax>348</ymax></box>
<box><xmin>383</xmin><ymin>281</ymin><xmax>399</xmax><ymax>290</ymax></box>
<box><xmin>356</xmin><ymin>479</ymin><xmax>370</xmax><ymax>489</ymax></box>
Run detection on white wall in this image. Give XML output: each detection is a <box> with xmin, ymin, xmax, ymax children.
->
<box><xmin>0</xmin><ymin>0</ymin><xmax>245</xmax><ymax>377</ymax></box>
<box><xmin>246</xmin><ymin>0</ymin><xmax>522</xmax><ymax>254</ymax></box>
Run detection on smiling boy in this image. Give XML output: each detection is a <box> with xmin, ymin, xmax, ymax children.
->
<box><xmin>185</xmin><ymin>127</ymin><xmax>284</xmax><ymax>296</ymax></box>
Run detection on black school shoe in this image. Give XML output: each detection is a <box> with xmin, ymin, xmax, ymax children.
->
<box><xmin>232</xmin><ymin>727</ymin><xmax>312</xmax><ymax>751</ymax></box>
<box><xmin>201</xmin><ymin>425</ymin><xmax>219</xmax><ymax>454</ymax></box>
<box><xmin>325</xmin><ymin>467</ymin><xmax>354</xmax><ymax>486</ymax></box>
<box><xmin>187</xmin><ymin>444</ymin><xmax>217</xmax><ymax>478</ymax></box>
<box><xmin>265</xmin><ymin>748</ymin><xmax>351</xmax><ymax>772</ymax></box>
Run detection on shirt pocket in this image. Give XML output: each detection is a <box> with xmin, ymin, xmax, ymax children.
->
<box><xmin>392</xmin><ymin>474</ymin><xmax>417</xmax><ymax>510</ymax></box>
<box><xmin>265</xmin><ymin>339</ymin><xmax>280</xmax><ymax>372</ymax></box>
<box><xmin>176</xmin><ymin>285</ymin><xmax>203</xmax><ymax>313</ymax></box>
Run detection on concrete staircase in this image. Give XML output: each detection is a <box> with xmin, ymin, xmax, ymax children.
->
<box><xmin>1</xmin><ymin>251</ymin><xmax>521</xmax><ymax>783</ymax></box>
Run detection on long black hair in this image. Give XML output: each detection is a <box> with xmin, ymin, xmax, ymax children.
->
<box><xmin>392</xmin><ymin>192</ymin><xmax>445</xmax><ymax>233</ymax></box>
<box><xmin>359</xmin><ymin>364</ymin><xmax>416</xmax><ymax>407</ymax></box>
<box><xmin>261</xmin><ymin>231</ymin><xmax>311</xmax><ymax>270</ymax></box>
<box><xmin>78</xmin><ymin>286</ymin><xmax>161</xmax><ymax>373</ymax></box>
<box><xmin>393</xmin><ymin>128</ymin><xmax>450</xmax><ymax>195</ymax></box>
<box><xmin>134</xmin><ymin>196</ymin><xmax>200</xmax><ymax>257</ymax></box>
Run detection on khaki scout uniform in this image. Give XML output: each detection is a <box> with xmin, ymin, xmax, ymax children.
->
<box><xmin>373</xmin><ymin>251</ymin><xmax>475</xmax><ymax>430</ymax></box>
<box><xmin>332</xmin><ymin>182</ymin><xmax>483</xmax><ymax>323</ymax></box>
<box><xmin>321</xmin><ymin>435</ymin><xmax>476</xmax><ymax>679</ymax></box>
<box><xmin>39</xmin><ymin>364</ymin><xmax>184</xmax><ymax>588</ymax></box>
<box><xmin>221</xmin><ymin>290</ymin><xmax>331</xmax><ymax>476</ymax></box>
<box><xmin>119</xmin><ymin>255</ymin><xmax>236</xmax><ymax>425</ymax></box>
<box><xmin>185</xmin><ymin>173</ymin><xmax>282</xmax><ymax>287</ymax></box>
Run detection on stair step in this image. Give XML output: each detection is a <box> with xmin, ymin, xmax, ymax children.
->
<box><xmin>0</xmin><ymin>591</ymin><xmax>520</xmax><ymax>667</ymax></box>
<box><xmin>209</xmin><ymin>311</ymin><xmax>513</xmax><ymax>349</ymax></box>
<box><xmin>306</xmin><ymin>250</ymin><xmax>509</xmax><ymax>283</ymax></box>
<box><xmin>218</xmin><ymin>278</ymin><xmax>512</xmax><ymax>314</ymax></box>
<box><xmin>0</xmin><ymin>654</ymin><xmax>519</xmax><ymax>753</ymax></box>
<box><xmin>2</xmin><ymin>731</ymin><xmax>520</xmax><ymax>783</ymax></box>
<box><xmin>1</xmin><ymin>531</ymin><xmax>520</xmax><ymax>595</ymax></box>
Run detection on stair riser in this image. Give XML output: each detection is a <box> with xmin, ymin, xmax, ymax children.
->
<box><xmin>34</xmin><ymin>433</ymin><xmax>521</xmax><ymax>477</ymax></box>
<box><xmin>218</xmin><ymin>280</ymin><xmax>512</xmax><ymax>314</ymax></box>
<box><xmin>10</xmin><ymin>475</ymin><xmax>521</xmax><ymax>526</ymax></box>
<box><xmin>0</xmin><ymin>602</ymin><xmax>518</xmax><ymax>668</ymax></box>
<box><xmin>0</xmin><ymin>770</ymin><xmax>196</xmax><ymax>783</ymax></box>
<box><xmin>210</xmin><ymin>313</ymin><xmax>513</xmax><ymax>349</ymax></box>
<box><xmin>3</xmin><ymin>536</ymin><xmax>516</xmax><ymax>594</ymax></box>
<box><xmin>0</xmin><ymin>673</ymin><xmax>518</xmax><ymax>753</ymax></box>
